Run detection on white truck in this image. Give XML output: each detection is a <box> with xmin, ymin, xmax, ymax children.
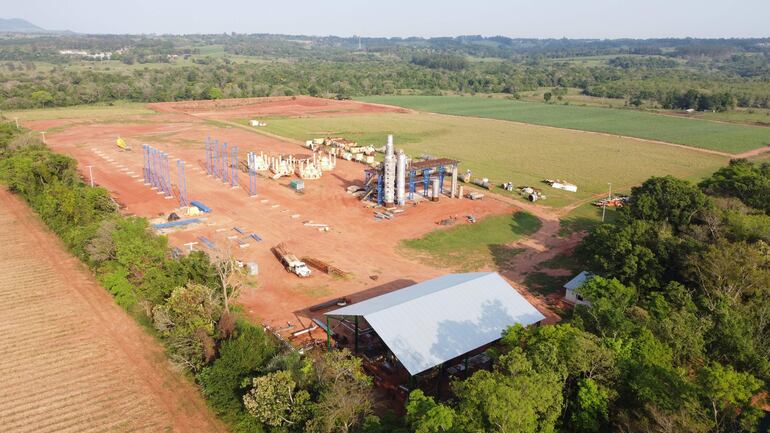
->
<box><xmin>272</xmin><ymin>243</ymin><xmax>312</xmax><ymax>278</ymax></box>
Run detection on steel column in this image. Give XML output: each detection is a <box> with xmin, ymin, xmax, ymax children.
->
<box><xmin>221</xmin><ymin>142</ymin><xmax>228</xmax><ymax>183</ymax></box>
<box><xmin>438</xmin><ymin>165</ymin><xmax>446</xmax><ymax>194</ymax></box>
<box><xmin>177</xmin><ymin>160</ymin><xmax>188</xmax><ymax>207</ymax></box>
<box><xmin>231</xmin><ymin>146</ymin><xmax>238</xmax><ymax>188</ymax></box>
<box><xmin>409</xmin><ymin>169</ymin><xmax>416</xmax><ymax>200</ymax></box>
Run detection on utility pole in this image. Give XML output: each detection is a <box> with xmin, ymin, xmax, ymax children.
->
<box><xmin>602</xmin><ymin>182</ymin><xmax>612</xmax><ymax>222</ymax></box>
<box><xmin>40</xmin><ymin>131</ymin><xmax>46</xmax><ymax>144</ymax></box>
<box><xmin>87</xmin><ymin>165</ymin><xmax>94</xmax><ymax>187</ymax></box>
<box><xmin>14</xmin><ymin>117</ymin><xmax>19</xmax><ymax>129</ymax></box>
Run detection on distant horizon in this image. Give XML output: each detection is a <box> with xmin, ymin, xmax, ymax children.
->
<box><xmin>2</xmin><ymin>19</ymin><xmax>768</xmax><ymax>41</ymax></box>
<box><xmin>3</xmin><ymin>0</ymin><xmax>769</xmax><ymax>39</ymax></box>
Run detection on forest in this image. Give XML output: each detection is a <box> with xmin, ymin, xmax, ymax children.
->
<box><xmin>0</xmin><ymin>34</ymin><xmax>769</xmax><ymax>111</ymax></box>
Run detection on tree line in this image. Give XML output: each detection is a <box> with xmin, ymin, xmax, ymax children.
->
<box><xmin>1</xmin><ymin>56</ymin><xmax>769</xmax><ymax>111</ymax></box>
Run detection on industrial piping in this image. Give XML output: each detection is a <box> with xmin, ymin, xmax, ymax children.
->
<box><xmin>383</xmin><ymin>134</ymin><xmax>396</xmax><ymax>206</ymax></box>
<box><xmin>396</xmin><ymin>149</ymin><xmax>406</xmax><ymax>205</ymax></box>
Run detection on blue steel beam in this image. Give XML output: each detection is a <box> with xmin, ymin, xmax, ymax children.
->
<box><xmin>163</xmin><ymin>153</ymin><xmax>173</xmax><ymax>197</ymax></box>
<box><xmin>409</xmin><ymin>169</ymin><xmax>416</xmax><ymax>200</ymax></box>
<box><xmin>231</xmin><ymin>146</ymin><xmax>238</xmax><ymax>188</ymax></box>
<box><xmin>177</xmin><ymin>159</ymin><xmax>189</xmax><ymax>207</ymax></box>
<box><xmin>142</xmin><ymin>144</ymin><xmax>149</xmax><ymax>184</ymax></box>
<box><xmin>212</xmin><ymin>139</ymin><xmax>219</xmax><ymax>178</ymax></box>
<box><xmin>376</xmin><ymin>172</ymin><xmax>383</xmax><ymax>205</ymax></box>
<box><xmin>204</xmin><ymin>137</ymin><xmax>211</xmax><ymax>175</ymax></box>
<box><xmin>221</xmin><ymin>142</ymin><xmax>228</xmax><ymax>183</ymax></box>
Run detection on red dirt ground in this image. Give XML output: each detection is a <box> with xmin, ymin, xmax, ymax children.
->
<box><xmin>149</xmin><ymin>96</ymin><xmax>409</xmax><ymax>120</ymax></box>
<box><xmin>0</xmin><ymin>188</ymin><xmax>226</xmax><ymax>433</ymax></box>
<box><xmin>23</xmin><ymin>97</ymin><xmax>565</xmax><ymax>342</ymax></box>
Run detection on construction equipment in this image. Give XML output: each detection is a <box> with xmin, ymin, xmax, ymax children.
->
<box><xmin>593</xmin><ymin>195</ymin><xmax>629</xmax><ymax>207</ymax></box>
<box><xmin>116</xmin><ymin>137</ymin><xmax>131</xmax><ymax>151</ymax></box>
<box><xmin>272</xmin><ymin>243</ymin><xmax>311</xmax><ymax>278</ymax></box>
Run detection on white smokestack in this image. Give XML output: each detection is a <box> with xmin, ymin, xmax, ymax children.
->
<box><xmin>396</xmin><ymin>150</ymin><xmax>406</xmax><ymax>205</ymax></box>
<box><xmin>383</xmin><ymin>135</ymin><xmax>396</xmax><ymax>205</ymax></box>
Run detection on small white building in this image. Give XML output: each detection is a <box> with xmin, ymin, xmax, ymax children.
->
<box><xmin>564</xmin><ymin>271</ymin><xmax>592</xmax><ymax>306</ymax></box>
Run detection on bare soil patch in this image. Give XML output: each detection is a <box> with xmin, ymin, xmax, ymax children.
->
<box><xmin>0</xmin><ymin>189</ymin><xmax>226</xmax><ymax>433</ymax></box>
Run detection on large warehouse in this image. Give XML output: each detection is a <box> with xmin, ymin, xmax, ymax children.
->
<box><xmin>325</xmin><ymin>272</ymin><xmax>545</xmax><ymax>377</ymax></box>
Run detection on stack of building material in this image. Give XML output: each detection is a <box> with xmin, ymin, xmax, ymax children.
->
<box><xmin>247</xmin><ymin>152</ymin><xmax>269</xmax><ymax>172</ymax></box>
<box><xmin>318</xmin><ymin>153</ymin><xmax>336</xmax><ymax>171</ymax></box>
<box><xmin>302</xmin><ymin>257</ymin><xmax>351</xmax><ymax>278</ymax></box>
<box><xmin>296</xmin><ymin>160</ymin><xmax>322</xmax><ymax>179</ymax></box>
<box><xmin>270</xmin><ymin>155</ymin><xmax>293</xmax><ymax>179</ymax></box>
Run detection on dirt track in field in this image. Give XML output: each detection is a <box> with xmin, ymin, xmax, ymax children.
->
<box><xmin>0</xmin><ymin>189</ymin><xmax>226</xmax><ymax>433</ymax></box>
<box><xmin>149</xmin><ymin>95</ymin><xmax>409</xmax><ymax>119</ymax></box>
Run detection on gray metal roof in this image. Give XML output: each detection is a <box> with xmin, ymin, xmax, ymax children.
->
<box><xmin>326</xmin><ymin>272</ymin><xmax>545</xmax><ymax>376</ymax></box>
<box><xmin>564</xmin><ymin>271</ymin><xmax>592</xmax><ymax>291</ymax></box>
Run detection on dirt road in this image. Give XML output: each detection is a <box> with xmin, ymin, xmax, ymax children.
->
<box><xmin>0</xmin><ymin>189</ymin><xmax>226</xmax><ymax>433</ymax></box>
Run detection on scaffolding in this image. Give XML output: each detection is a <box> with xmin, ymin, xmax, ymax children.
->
<box><xmin>205</xmin><ymin>136</ymin><xmax>213</xmax><ymax>176</ymax></box>
<box><xmin>221</xmin><ymin>142</ymin><xmax>228</xmax><ymax>184</ymax></box>
<box><xmin>142</xmin><ymin>144</ymin><xmax>174</xmax><ymax>199</ymax></box>
<box><xmin>212</xmin><ymin>139</ymin><xmax>220</xmax><ymax>178</ymax></box>
<box><xmin>177</xmin><ymin>159</ymin><xmax>189</xmax><ymax>207</ymax></box>
<box><xmin>230</xmin><ymin>146</ymin><xmax>238</xmax><ymax>188</ymax></box>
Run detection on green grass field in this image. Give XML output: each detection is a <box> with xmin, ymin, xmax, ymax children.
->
<box><xmin>4</xmin><ymin>102</ymin><xmax>155</xmax><ymax>121</ymax></box>
<box><xmin>400</xmin><ymin>212</ymin><xmax>541</xmax><ymax>271</ymax></box>
<box><xmin>559</xmin><ymin>202</ymin><xmax>620</xmax><ymax>235</ymax></box>
<box><xmin>259</xmin><ymin>112</ymin><xmax>728</xmax><ymax>207</ymax></box>
<box><xmin>357</xmin><ymin>96</ymin><xmax>770</xmax><ymax>154</ymax></box>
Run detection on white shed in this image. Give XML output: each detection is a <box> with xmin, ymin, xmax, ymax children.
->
<box><xmin>564</xmin><ymin>271</ymin><xmax>592</xmax><ymax>306</ymax></box>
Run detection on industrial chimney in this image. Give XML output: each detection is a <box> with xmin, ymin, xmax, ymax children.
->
<box><xmin>383</xmin><ymin>135</ymin><xmax>396</xmax><ymax>206</ymax></box>
<box><xmin>396</xmin><ymin>150</ymin><xmax>406</xmax><ymax>205</ymax></box>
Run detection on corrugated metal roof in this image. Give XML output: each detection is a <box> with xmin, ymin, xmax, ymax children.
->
<box><xmin>326</xmin><ymin>272</ymin><xmax>545</xmax><ymax>376</ymax></box>
<box><xmin>564</xmin><ymin>271</ymin><xmax>592</xmax><ymax>291</ymax></box>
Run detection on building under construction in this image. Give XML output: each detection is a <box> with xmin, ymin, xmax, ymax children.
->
<box><xmin>362</xmin><ymin>135</ymin><xmax>460</xmax><ymax>206</ymax></box>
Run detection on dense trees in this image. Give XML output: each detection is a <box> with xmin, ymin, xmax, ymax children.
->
<box><xmin>701</xmin><ymin>159</ymin><xmax>770</xmax><ymax>214</ymax></box>
<box><xmin>411</xmin><ymin>53</ymin><xmax>468</xmax><ymax>71</ymax></box>
<box><xmin>1</xmin><ymin>35</ymin><xmax>769</xmax><ymax>110</ymax></box>
<box><xmin>398</xmin><ymin>162</ymin><xmax>768</xmax><ymax>433</ymax></box>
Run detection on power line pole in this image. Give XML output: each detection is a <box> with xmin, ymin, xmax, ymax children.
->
<box><xmin>602</xmin><ymin>182</ymin><xmax>612</xmax><ymax>222</ymax></box>
<box><xmin>87</xmin><ymin>165</ymin><xmax>94</xmax><ymax>187</ymax></box>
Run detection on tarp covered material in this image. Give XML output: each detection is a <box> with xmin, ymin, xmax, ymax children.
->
<box><xmin>152</xmin><ymin>218</ymin><xmax>202</xmax><ymax>229</ymax></box>
<box><xmin>326</xmin><ymin>272</ymin><xmax>545</xmax><ymax>376</ymax></box>
<box><xmin>190</xmin><ymin>200</ymin><xmax>211</xmax><ymax>213</ymax></box>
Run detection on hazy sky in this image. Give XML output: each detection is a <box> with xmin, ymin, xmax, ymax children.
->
<box><xmin>5</xmin><ymin>0</ymin><xmax>769</xmax><ymax>38</ymax></box>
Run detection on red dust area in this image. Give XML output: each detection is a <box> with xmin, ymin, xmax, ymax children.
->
<box><xmin>149</xmin><ymin>96</ymin><xmax>409</xmax><ymax>120</ymax></box>
<box><xmin>24</xmin><ymin>97</ymin><xmax>558</xmax><ymax>345</ymax></box>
